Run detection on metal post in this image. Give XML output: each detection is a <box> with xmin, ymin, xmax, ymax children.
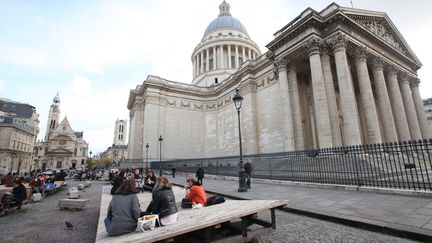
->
<box><xmin>159</xmin><ymin>136</ymin><xmax>163</xmax><ymax>177</ymax></box>
<box><xmin>237</xmin><ymin>109</ymin><xmax>247</xmax><ymax>192</ymax></box>
<box><xmin>146</xmin><ymin>143</ymin><xmax>149</xmax><ymax>173</ymax></box>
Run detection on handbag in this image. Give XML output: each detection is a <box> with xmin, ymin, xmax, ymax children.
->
<box><xmin>138</xmin><ymin>214</ymin><xmax>159</xmax><ymax>231</ymax></box>
<box><xmin>181</xmin><ymin>198</ymin><xmax>193</xmax><ymax>208</ymax></box>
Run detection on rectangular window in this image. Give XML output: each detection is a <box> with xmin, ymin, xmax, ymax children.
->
<box><xmin>204</xmin><ymin>63</ymin><xmax>207</xmax><ymax>71</ymax></box>
<box><xmin>209</xmin><ymin>59</ymin><xmax>214</xmax><ymax>70</ymax></box>
<box><xmin>74</xmin><ymin>148</ymin><xmax>77</xmax><ymax>156</ymax></box>
<box><xmin>238</xmin><ymin>57</ymin><xmax>243</xmax><ymax>66</ymax></box>
<box><xmin>231</xmin><ymin>56</ymin><xmax>236</xmax><ymax>68</ymax></box>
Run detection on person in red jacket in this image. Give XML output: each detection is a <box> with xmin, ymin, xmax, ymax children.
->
<box><xmin>185</xmin><ymin>178</ymin><xmax>207</xmax><ymax>206</ymax></box>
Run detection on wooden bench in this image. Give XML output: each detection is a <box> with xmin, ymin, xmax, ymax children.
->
<box><xmin>96</xmin><ymin>186</ymin><xmax>287</xmax><ymax>242</ymax></box>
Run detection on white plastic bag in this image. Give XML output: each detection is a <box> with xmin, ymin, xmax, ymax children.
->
<box><xmin>138</xmin><ymin>214</ymin><xmax>159</xmax><ymax>231</ymax></box>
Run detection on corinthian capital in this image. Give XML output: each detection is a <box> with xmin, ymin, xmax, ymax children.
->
<box><xmin>398</xmin><ymin>72</ymin><xmax>410</xmax><ymax>85</ymax></box>
<box><xmin>275</xmin><ymin>58</ymin><xmax>288</xmax><ymax>72</ymax></box>
<box><xmin>327</xmin><ymin>33</ymin><xmax>347</xmax><ymax>52</ymax></box>
<box><xmin>410</xmin><ymin>78</ymin><xmax>420</xmax><ymax>88</ymax></box>
<box><xmin>385</xmin><ymin>65</ymin><xmax>399</xmax><ymax>77</ymax></box>
<box><xmin>371</xmin><ymin>56</ymin><xmax>384</xmax><ymax>70</ymax></box>
<box><xmin>303</xmin><ymin>37</ymin><xmax>323</xmax><ymax>56</ymax></box>
<box><xmin>354</xmin><ymin>46</ymin><xmax>368</xmax><ymax>62</ymax></box>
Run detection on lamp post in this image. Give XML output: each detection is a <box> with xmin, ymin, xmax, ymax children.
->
<box><xmin>145</xmin><ymin>143</ymin><xmax>149</xmax><ymax>173</ymax></box>
<box><xmin>233</xmin><ymin>88</ymin><xmax>247</xmax><ymax>192</ymax></box>
<box><xmin>158</xmin><ymin>135</ymin><xmax>163</xmax><ymax>177</ymax></box>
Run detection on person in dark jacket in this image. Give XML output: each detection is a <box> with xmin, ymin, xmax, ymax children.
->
<box><xmin>244</xmin><ymin>160</ymin><xmax>253</xmax><ymax>189</ymax></box>
<box><xmin>196</xmin><ymin>166</ymin><xmax>204</xmax><ymax>185</ymax></box>
<box><xmin>105</xmin><ymin>177</ymin><xmax>141</xmax><ymax>236</ymax></box>
<box><xmin>110</xmin><ymin>171</ymin><xmax>125</xmax><ymax>195</ymax></box>
<box><xmin>143</xmin><ymin>171</ymin><xmax>157</xmax><ymax>191</ymax></box>
<box><xmin>0</xmin><ymin>180</ymin><xmax>27</xmax><ymax>215</ymax></box>
<box><xmin>145</xmin><ymin>176</ymin><xmax>178</xmax><ymax>226</ymax></box>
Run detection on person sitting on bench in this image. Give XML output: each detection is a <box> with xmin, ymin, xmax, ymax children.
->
<box><xmin>1</xmin><ymin>180</ymin><xmax>27</xmax><ymax>215</ymax></box>
<box><xmin>142</xmin><ymin>171</ymin><xmax>157</xmax><ymax>192</ymax></box>
<box><xmin>144</xmin><ymin>176</ymin><xmax>178</xmax><ymax>226</ymax></box>
<box><xmin>30</xmin><ymin>176</ymin><xmax>45</xmax><ymax>197</ymax></box>
<box><xmin>105</xmin><ymin>177</ymin><xmax>141</xmax><ymax>236</ymax></box>
<box><xmin>185</xmin><ymin>178</ymin><xmax>207</xmax><ymax>207</ymax></box>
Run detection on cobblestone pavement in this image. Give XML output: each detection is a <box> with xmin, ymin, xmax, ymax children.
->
<box><xmin>249</xmin><ymin>210</ymin><xmax>417</xmax><ymax>243</ymax></box>
<box><xmin>0</xmin><ymin>179</ymin><xmax>105</xmax><ymax>243</ymax></box>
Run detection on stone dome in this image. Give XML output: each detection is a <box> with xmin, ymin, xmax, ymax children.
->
<box><xmin>203</xmin><ymin>1</ymin><xmax>248</xmax><ymax>38</ymax></box>
<box><xmin>204</xmin><ymin>15</ymin><xmax>248</xmax><ymax>37</ymax></box>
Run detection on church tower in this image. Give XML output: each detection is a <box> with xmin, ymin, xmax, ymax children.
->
<box><xmin>113</xmin><ymin>118</ymin><xmax>128</xmax><ymax>146</ymax></box>
<box><xmin>44</xmin><ymin>92</ymin><xmax>61</xmax><ymax>141</ymax></box>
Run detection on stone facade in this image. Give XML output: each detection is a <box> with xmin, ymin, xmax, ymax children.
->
<box><xmin>35</xmin><ymin>94</ymin><xmax>89</xmax><ymax>171</ymax></box>
<box><xmin>127</xmin><ymin>2</ymin><xmax>431</xmax><ymax>161</ymax></box>
<box><xmin>424</xmin><ymin>98</ymin><xmax>432</xmax><ymax>128</ymax></box>
<box><xmin>113</xmin><ymin>118</ymin><xmax>127</xmax><ymax>146</ymax></box>
<box><xmin>0</xmin><ymin>98</ymin><xmax>40</xmax><ymax>175</ymax></box>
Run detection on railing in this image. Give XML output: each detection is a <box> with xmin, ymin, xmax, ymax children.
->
<box><xmin>124</xmin><ymin>139</ymin><xmax>432</xmax><ymax>191</ymax></box>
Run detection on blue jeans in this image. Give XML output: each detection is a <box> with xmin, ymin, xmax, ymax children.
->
<box><xmin>245</xmin><ymin>173</ymin><xmax>251</xmax><ymax>188</ymax></box>
<box><xmin>104</xmin><ymin>217</ymin><xmax>111</xmax><ymax>227</ymax></box>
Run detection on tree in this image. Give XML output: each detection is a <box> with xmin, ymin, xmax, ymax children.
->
<box><xmin>86</xmin><ymin>158</ymin><xmax>94</xmax><ymax>170</ymax></box>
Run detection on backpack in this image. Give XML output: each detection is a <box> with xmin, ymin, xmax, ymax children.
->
<box><xmin>206</xmin><ymin>195</ymin><xmax>225</xmax><ymax>206</ymax></box>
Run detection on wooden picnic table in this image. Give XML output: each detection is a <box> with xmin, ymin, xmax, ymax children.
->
<box><xmin>96</xmin><ymin>186</ymin><xmax>287</xmax><ymax>242</ymax></box>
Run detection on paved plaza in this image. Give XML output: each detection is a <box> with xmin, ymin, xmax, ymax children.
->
<box><xmin>169</xmin><ymin>172</ymin><xmax>432</xmax><ymax>240</ymax></box>
<box><xmin>0</xmin><ymin>177</ymin><xmax>429</xmax><ymax>242</ymax></box>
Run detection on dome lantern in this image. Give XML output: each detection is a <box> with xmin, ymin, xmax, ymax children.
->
<box><xmin>219</xmin><ymin>1</ymin><xmax>231</xmax><ymax>17</ymax></box>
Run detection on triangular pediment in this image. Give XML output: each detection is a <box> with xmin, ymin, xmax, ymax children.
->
<box><xmin>52</xmin><ymin>116</ymin><xmax>76</xmax><ymax>139</ymax></box>
<box><xmin>342</xmin><ymin>11</ymin><xmax>421</xmax><ymax>66</ymax></box>
<box><xmin>48</xmin><ymin>148</ymin><xmax>73</xmax><ymax>155</ymax></box>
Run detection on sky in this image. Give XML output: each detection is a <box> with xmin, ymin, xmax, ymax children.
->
<box><xmin>1</xmin><ymin>0</ymin><xmax>431</xmax><ymax>154</ymax></box>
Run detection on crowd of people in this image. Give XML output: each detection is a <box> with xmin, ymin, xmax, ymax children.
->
<box><xmin>104</xmin><ymin>166</ymin><xmax>212</xmax><ymax>236</ymax></box>
<box><xmin>0</xmin><ymin>169</ymin><xmax>68</xmax><ymax>216</ymax></box>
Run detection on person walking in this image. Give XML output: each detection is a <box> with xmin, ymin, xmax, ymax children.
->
<box><xmin>244</xmin><ymin>160</ymin><xmax>253</xmax><ymax>189</ymax></box>
<box><xmin>196</xmin><ymin>165</ymin><xmax>204</xmax><ymax>185</ymax></box>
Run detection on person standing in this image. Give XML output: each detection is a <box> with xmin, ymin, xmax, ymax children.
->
<box><xmin>171</xmin><ymin>167</ymin><xmax>176</xmax><ymax>178</ymax></box>
<box><xmin>196</xmin><ymin>165</ymin><xmax>204</xmax><ymax>185</ymax></box>
<box><xmin>244</xmin><ymin>160</ymin><xmax>253</xmax><ymax>189</ymax></box>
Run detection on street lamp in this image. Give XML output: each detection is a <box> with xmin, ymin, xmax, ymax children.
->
<box><xmin>158</xmin><ymin>135</ymin><xmax>163</xmax><ymax>176</ymax></box>
<box><xmin>233</xmin><ymin>88</ymin><xmax>247</xmax><ymax>192</ymax></box>
<box><xmin>145</xmin><ymin>143</ymin><xmax>149</xmax><ymax>173</ymax></box>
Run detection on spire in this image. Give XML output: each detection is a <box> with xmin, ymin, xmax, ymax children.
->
<box><xmin>52</xmin><ymin>92</ymin><xmax>60</xmax><ymax>107</ymax></box>
<box><xmin>218</xmin><ymin>0</ymin><xmax>231</xmax><ymax>17</ymax></box>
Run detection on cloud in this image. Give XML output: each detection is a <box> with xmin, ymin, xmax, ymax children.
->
<box><xmin>72</xmin><ymin>75</ymin><xmax>93</xmax><ymax>96</ymax></box>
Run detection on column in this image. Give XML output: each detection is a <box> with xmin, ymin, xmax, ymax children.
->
<box><xmin>194</xmin><ymin>55</ymin><xmax>198</xmax><ymax>76</ymax></box>
<box><xmin>248</xmin><ymin>48</ymin><xmax>251</xmax><ymax>60</ymax></box>
<box><xmin>329</xmin><ymin>33</ymin><xmax>362</xmax><ymax>146</ymax></box>
<box><xmin>200</xmin><ymin>51</ymin><xmax>204</xmax><ymax>74</ymax></box>
<box><xmin>206</xmin><ymin>48</ymin><xmax>209</xmax><ymax>72</ymax></box>
<box><xmin>228</xmin><ymin>45</ymin><xmax>232</xmax><ymax>68</ymax></box>
<box><xmin>399</xmin><ymin>74</ymin><xmax>422</xmax><ymax>140</ymax></box>
<box><xmin>303</xmin><ymin>38</ymin><xmax>333</xmax><ymax>148</ymax></box>
<box><xmin>287</xmin><ymin>64</ymin><xmax>305</xmax><ymax>150</ymax></box>
<box><xmin>275</xmin><ymin>58</ymin><xmax>295</xmax><ymax>151</ymax></box>
<box><xmin>321</xmin><ymin>45</ymin><xmax>342</xmax><ymax>147</ymax></box>
<box><xmin>242</xmin><ymin>46</ymin><xmax>246</xmax><ymax>64</ymax></box>
<box><xmin>371</xmin><ymin>57</ymin><xmax>398</xmax><ymax>142</ymax></box>
<box><xmin>235</xmin><ymin>45</ymin><xmax>239</xmax><ymax>68</ymax></box>
<box><xmin>354</xmin><ymin>46</ymin><xmax>382</xmax><ymax>144</ymax></box>
<box><xmin>213</xmin><ymin>46</ymin><xmax>217</xmax><ymax>69</ymax></box>
<box><xmin>220</xmin><ymin>45</ymin><xmax>224</xmax><ymax>69</ymax></box>
<box><xmin>411</xmin><ymin>79</ymin><xmax>432</xmax><ymax>139</ymax></box>
<box><xmin>386</xmin><ymin>66</ymin><xmax>411</xmax><ymax>141</ymax></box>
